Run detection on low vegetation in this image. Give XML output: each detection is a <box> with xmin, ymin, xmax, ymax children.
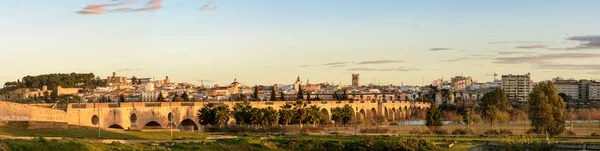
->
<box><xmin>0</xmin><ymin>136</ymin><xmax>441</xmax><ymax>151</ymax></box>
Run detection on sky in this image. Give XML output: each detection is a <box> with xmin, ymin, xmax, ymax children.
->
<box><xmin>2</xmin><ymin>0</ymin><xmax>600</xmax><ymax>86</ymax></box>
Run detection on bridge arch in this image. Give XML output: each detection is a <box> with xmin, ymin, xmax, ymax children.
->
<box><xmin>358</xmin><ymin>109</ymin><xmax>366</xmax><ymax>122</ymax></box>
<box><xmin>179</xmin><ymin>119</ymin><xmax>199</xmax><ymax>130</ymax></box>
<box><xmin>383</xmin><ymin>107</ymin><xmax>388</xmax><ymax>120</ymax></box>
<box><xmin>370</xmin><ymin>108</ymin><xmax>377</xmax><ymax>119</ymax></box>
<box><xmin>390</xmin><ymin>108</ymin><xmax>396</xmax><ymax>121</ymax></box>
<box><xmin>108</xmin><ymin>124</ymin><xmax>125</xmax><ymax>129</ymax></box>
<box><xmin>320</xmin><ymin>108</ymin><xmax>330</xmax><ymax>124</ymax></box>
<box><xmin>143</xmin><ymin>121</ymin><xmax>163</xmax><ymax>129</ymax></box>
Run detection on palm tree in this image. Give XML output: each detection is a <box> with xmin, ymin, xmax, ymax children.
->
<box><xmin>263</xmin><ymin>107</ymin><xmax>279</xmax><ymax>126</ymax></box>
<box><xmin>293</xmin><ymin>100</ymin><xmax>308</xmax><ymax>128</ymax></box>
<box><xmin>279</xmin><ymin>104</ymin><xmax>294</xmax><ymax>126</ymax></box>
<box><xmin>214</xmin><ymin>104</ymin><xmax>231</xmax><ymax>128</ymax></box>
<box><xmin>307</xmin><ymin>105</ymin><xmax>322</xmax><ymax>127</ymax></box>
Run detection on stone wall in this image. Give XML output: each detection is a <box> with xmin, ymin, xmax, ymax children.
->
<box><xmin>0</xmin><ymin>101</ymin><xmax>67</xmax><ymax>129</ymax></box>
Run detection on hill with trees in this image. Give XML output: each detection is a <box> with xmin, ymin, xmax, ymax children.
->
<box><xmin>1</xmin><ymin>73</ymin><xmax>107</xmax><ymax>93</ymax></box>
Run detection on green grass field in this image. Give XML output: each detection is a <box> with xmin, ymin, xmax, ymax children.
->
<box><xmin>0</xmin><ymin>126</ymin><xmax>207</xmax><ymax>140</ymax></box>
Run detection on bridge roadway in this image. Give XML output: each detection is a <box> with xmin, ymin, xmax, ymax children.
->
<box><xmin>66</xmin><ymin>100</ymin><xmax>430</xmax><ymax>130</ymax></box>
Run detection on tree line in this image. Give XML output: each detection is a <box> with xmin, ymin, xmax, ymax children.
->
<box><xmin>1</xmin><ymin>73</ymin><xmax>107</xmax><ymax>93</ymax></box>
<box><xmin>197</xmin><ymin>100</ymin><xmax>355</xmax><ymax>128</ymax></box>
<box><xmin>425</xmin><ymin>81</ymin><xmax>565</xmax><ymax>142</ymax></box>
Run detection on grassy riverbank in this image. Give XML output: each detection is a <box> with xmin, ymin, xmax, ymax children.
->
<box><xmin>0</xmin><ymin>136</ymin><xmax>441</xmax><ymax>151</ymax></box>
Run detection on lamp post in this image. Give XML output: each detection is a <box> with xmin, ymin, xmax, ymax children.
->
<box><xmin>97</xmin><ymin>104</ymin><xmax>100</xmax><ymax>138</ymax></box>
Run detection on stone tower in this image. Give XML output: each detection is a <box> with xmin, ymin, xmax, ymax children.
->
<box><xmin>352</xmin><ymin>74</ymin><xmax>360</xmax><ymax>87</ymax></box>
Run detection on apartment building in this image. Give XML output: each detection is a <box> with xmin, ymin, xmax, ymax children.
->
<box><xmin>501</xmin><ymin>73</ymin><xmax>533</xmax><ymax>102</ymax></box>
<box><xmin>451</xmin><ymin>76</ymin><xmax>473</xmax><ymax>91</ymax></box>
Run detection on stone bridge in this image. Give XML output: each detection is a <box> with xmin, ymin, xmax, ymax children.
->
<box><xmin>66</xmin><ymin>101</ymin><xmax>430</xmax><ymax>130</ymax></box>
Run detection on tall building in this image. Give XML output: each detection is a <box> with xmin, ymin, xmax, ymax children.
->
<box><xmin>501</xmin><ymin>73</ymin><xmax>533</xmax><ymax>102</ymax></box>
<box><xmin>450</xmin><ymin>76</ymin><xmax>473</xmax><ymax>90</ymax></box>
<box><xmin>590</xmin><ymin>81</ymin><xmax>600</xmax><ymax>101</ymax></box>
<box><xmin>293</xmin><ymin>76</ymin><xmax>302</xmax><ymax>92</ymax></box>
<box><xmin>553</xmin><ymin>79</ymin><xmax>579</xmax><ymax>101</ymax></box>
<box><xmin>554</xmin><ymin>79</ymin><xmax>600</xmax><ymax>106</ymax></box>
<box><xmin>352</xmin><ymin>74</ymin><xmax>360</xmax><ymax>87</ymax></box>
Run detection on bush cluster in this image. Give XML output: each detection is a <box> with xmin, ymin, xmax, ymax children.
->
<box><xmin>484</xmin><ymin>129</ymin><xmax>513</xmax><ymax>135</ymax></box>
<box><xmin>451</xmin><ymin>128</ymin><xmax>474</xmax><ymax>135</ymax></box>
<box><xmin>359</xmin><ymin>127</ymin><xmax>390</xmax><ymax>134</ymax></box>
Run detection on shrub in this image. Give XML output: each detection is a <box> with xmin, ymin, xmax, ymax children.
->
<box><xmin>564</xmin><ymin>130</ymin><xmax>576</xmax><ymax>136</ymax></box>
<box><xmin>300</xmin><ymin>127</ymin><xmax>321</xmax><ymax>134</ymax></box>
<box><xmin>484</xmin><ymin>129</ymin><xmax>499</xmax><ymax>135</ymax></box>
<box><xmin>359</xmin><ymin>127</ymin><xmax>390</xmax><ymax>134</ymax></box>
<box><xmin>431</xmin><ymin>129</ymin><xmax>448</xmax><ymax>135</ymax></box>
<box><xmin>420</xmin><ymin>130</ymin><xmax>432</xmax><ymax>135</ymax></box>
<box><xmin>408</xmin><ymin>128</ymin><xmax>420</xmax><ymax>134</ymax></box>
<box><xmin>591</xmin><ymin>132</ymin><xmax>600</xmax><ymax>136</ymax></box>
<box><xmin>499</xmin><ymin>129</ymin><xmax>513</xmax><ymax>135</ymax></box>
<box><xmin>451</xmin><ymin>128</ymin><xmax>473</xmax><ymax>135</ymax></box>
<box><xmin>204</xmin><ymin>125</ymin><xmax>284</xmax><ymax>133</ymax></box>
<box><xmin>389</xmin><ymin>122</ymin><xmax>399</xmax><ymax>126</ymax></box>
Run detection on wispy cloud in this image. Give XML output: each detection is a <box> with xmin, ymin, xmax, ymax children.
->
<box><xmin>537</xmin><ymin>64</ymin><xmax>600</xmax><ymax>70</ymax></box>
<box><xmin>330</xmin><ymin>65</ymin><xmax>346</xmax><ymax>68</ymax></box>
<box><xmin>115</xmin><ymin>68</ymin><xmax>141</xmax><ymax>72</ymax></box>
<box><xmin>563</xmin><ymin>35</ymin><xmax>600</xmax><ymax>50</ymax></box>
<box><xmin>298</xmin><ymin>65</ymin><xmax>311</xmax><ymax>68</ymax></box>
<box><xmin>323</xmin><ymin>62</ymin><xmax>348</xmax><ymax>66</ymax></box>
<box><xmin>429</xmin><ymin>48</ymin><xmax>453</xmax><ymax>51</ymax></box>
<box><xmin>488</xmin><ymin>41</ymin><xmax>543</xmax><ymax>44</ymax></box>
<box><xmin>200</xmin><ymin>1</ymin><xmax>217</xmax><ymax>10</ymax></box>
<box><xmin>496</xmin><ymin>51</ymin><xmax>536</xmax><ymax>55</ymax></box>
<box><xmin>347</xmin><ymin>66</ymin><xmax>421</xmax><ymax>72</ymax></box>
<box><xmin>357</xmin><ymin>60</ymin><xmax>403</xmax><ymax>65</ymax></box>
<box><xmin>493</xmin><ymin>53</ymin><xmax>600</xmax><ymax>64</ymax></box>
<box><xmin>77</xmin><ymin>0</ymin><xmax>162</xmax><ymax>15</ymax></box>
<box><xmin>441</xmin><ymin>57</ymin><xmax>469</xmax><ymax>62</ymax></box>
<box><xmin>514</xmin><ymin>44</ymin><xmax>550</xmax><ymax>49</ymax></box>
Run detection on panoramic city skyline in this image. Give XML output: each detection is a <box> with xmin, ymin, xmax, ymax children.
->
<box><xmin>2</xmin><ymin>0</ymin><xmax>600</xmax><ymax>86</ymax></box>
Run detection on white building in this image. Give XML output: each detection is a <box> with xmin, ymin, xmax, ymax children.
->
<box><xmin>501</xmin><ymin>73</ymin><xmax>534</xmax><ymax>102</ymax></box>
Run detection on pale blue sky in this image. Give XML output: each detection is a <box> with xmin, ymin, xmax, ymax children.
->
<box><xmin>2</xmin><ymin>0</ymin><xmax>600</xmax><ymax>86</ymax></box>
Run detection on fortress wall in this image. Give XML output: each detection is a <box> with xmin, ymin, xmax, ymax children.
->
<box><xmin>0</xmin><ymin>101</ymin><xmax>67</xmax><ymax>129</ymax></box>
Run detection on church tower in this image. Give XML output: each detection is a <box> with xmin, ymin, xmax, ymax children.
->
<box><xmin>352</xmin><ymin>74</ymin><xmax>360</xmax><ymax>87</ymax></box>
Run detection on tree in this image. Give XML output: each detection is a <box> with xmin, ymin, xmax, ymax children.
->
<box><xmin>279</xmin><ymin>104</ymin><xmax>294</xmax><ymax>126</ymax></box>
<box><xmin>263</xmin><ymin>107</ymin><xmax>279</xmax><ymax>126</ymax></box>
<box><xmin>342</xmin><ymin>90</ymin><xmax>348</xmax><ymax>100</ymax></box>
<box><xmin>558</xmin><ymin>93</ymin><xmax>571</xmax><ymax>109</ymax></box>
<box><xmin>280</xmin><ymin>92</ymin><xmax>286</xmax><ymax>101</ymax></box>
<box><xmin>480</xmin><ymin>87</ymin><xmax>508</xmax><ymax>131</ymax></box>
<box><xmin>463</xmin><ymin>109</ymin><xmax>473</xmax><ymax>134</ymax></box>
<box><xmin>425</xmin><ymin>103</ymin><xmax>443</xmax><ymax>133</ymax></box>
<box><xmin>331</xmin><ymin>105</ymin><xmax>354</xmax><ymax>126</ymax></box>
<box><xmin>233</xmin><ymin>104</ymin><xmax>252</xmax><ymax>125</ymax></box>
<box><xmin>529</xmin><ymin>81</ymin><xmax>565</xmax><ymax>142</ymax></box>
<box><xmin>270</xmin><ymin>89</ymin><xmax>277</xmax><ymax>101</ymax></box>
<box><xmin>131</xmin><ymin>76</ymin><xmax>138</xmax><ymax>85</ymax></box>
<box><xmin>253</xmin><ymin>85</ymin><xmax>259</xmax><ymax>101</ymax></box>
<box><xmin>171</xmin><ymin>93</ymin><xmax>178</xmax><ymax>102</ymax></box>
<box><xmin>249</xmin><ymin>108</ymin><xmax>263</xmax><ymax>126</ymax></box>
<box><xmin>297</xmin><ymin>86</ymin><xmax>304</xmax><ymax>100</ymax></box>
<box><xmin>181</xmin><ymin>92</ymin><xmax>189</xmax><ymax>101</ymax></box>
<box><xmin>50</xmin><ymin>87</ymin><xmax>58</xmax><ymax>102</ymax></box>
<box><xmin>119</xmin><ymin>94</ymin><xmax>126</xmax><ymax>102</ymax></box>
<box><xmin>306</xmin><ymin>92</ymin><xmax>311</xmax><ymax>101</ymax></box>
<box><xmin>43</xmin><ymin>91</ymin><xmax>49</xmax><ymax>103</ymax></box>
<box><xmin>306</xmin><ymin>105</ymin><xmax>323</xmax><ymax>127</ymax></box>
<box><xmin>293</xmin><ymin>100</ymin><xmax>308</xmax><ymax>128</ymax></box>
<box><xmin>157</xmin><ymin>92</ymin><xmax>165</xmax><ymax>102</ymax></box>
<box><xmin>198</xmin><ymin>103</ymin><xmax>230</xmax><ymax>128</ymax></box>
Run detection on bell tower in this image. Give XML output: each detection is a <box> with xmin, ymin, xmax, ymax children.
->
<box><xmin>352</xmin><ymin>74</ymin><xmax>360</xmax><ymax>87</ymax></box>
